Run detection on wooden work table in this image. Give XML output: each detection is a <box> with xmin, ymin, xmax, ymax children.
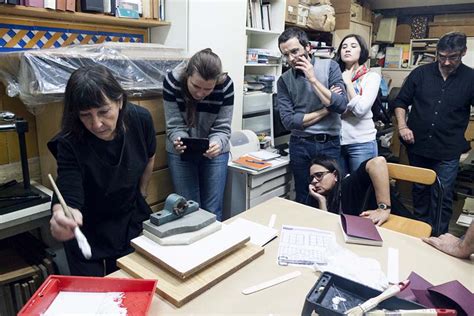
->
<box><xmin>110</xmin><ymin>197</ymin><xmax>474</xmax><ymax>314</ymax></box>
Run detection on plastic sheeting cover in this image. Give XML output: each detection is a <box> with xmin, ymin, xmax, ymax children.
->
<box><xmin>0</xmin><ymin>42</ymin><xmax>187</xmax><ymax>112</ymax></box>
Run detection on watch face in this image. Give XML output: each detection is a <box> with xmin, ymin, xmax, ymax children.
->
<box><xmin>378</xmin><ymin>203</ymin><xmax>390</xmax><ymax>210</ymax></box>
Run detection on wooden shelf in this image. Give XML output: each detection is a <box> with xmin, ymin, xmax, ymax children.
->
<box><xmin>0</xmin><ymin>5</ymin><xmax>170</xmax><ymax>28</ymax></box>
<box><xmin>245</xmin><ymin>63</ymin><xmax>279</xmax><ymax>67</ymax></box>
<box><xmin>246</xmin><ymin>27</ymin><xmax>281</xmax><ymax>35</ymax></box>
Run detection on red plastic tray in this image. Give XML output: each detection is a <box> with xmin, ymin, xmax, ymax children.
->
<box><xmin>19</xmin><ymin>275</ymin><xmax>157</xmax><ymax>315</ymax></box>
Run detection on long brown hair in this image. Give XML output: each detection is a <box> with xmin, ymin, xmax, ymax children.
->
<box><xmin>180</xmin><ymin>48</ymin><xmax>224</xmax><ymax>127</ymax></box>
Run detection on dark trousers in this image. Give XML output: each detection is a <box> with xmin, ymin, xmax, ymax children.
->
<box><xmin>289</xmin><ymin>135</ymin><xmax>341</xmax><ymax>205</ymax></box>
<box><xmin>407</xmin><ymin>151</ymin><xmax>459</xmax><ymax>235</ymax></box>
<box><xmin>64</xmin><ymin>240</ymin><xmax>130</xmax><ymax>276</ymax></box>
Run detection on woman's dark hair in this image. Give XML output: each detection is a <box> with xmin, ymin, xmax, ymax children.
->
<box><xmin>278</xmin><ymin>27</ymin><xmax>310</xmax><ymax>49</ymax></box>
<box><xmin>180</xmin><ymin>48</ymin><xmax>223</xmax><ymax>127</ymax></box>
<box><xmin>309</xmin><ymin>155</ymin><xmax>342</xmax><ymax>213</ymax></box>
<box><xmin>61</xmin><ymin>65</ymin><xmax>127</xmax><ymax>139</ymax></box>
<box><xmin>334</xmin><ymin>34</ymin><xmax>369</xmax><ymax>71</ymax></box>
<box><xmin>437</xmin><ymin>31</ymin><xmax>467</xmax><ymax>53</ymax></box>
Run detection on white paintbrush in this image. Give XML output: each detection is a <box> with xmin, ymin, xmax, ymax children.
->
<box><xmin>48</xmin><ymin>174</ymin><xmax>92</xmax><ymax>259</ymax></box>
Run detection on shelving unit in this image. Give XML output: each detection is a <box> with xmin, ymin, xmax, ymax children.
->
<box><xmin>409</xmin><ymin>38</ymin><xmax>439</xmax><ymax>68</ymax></box>
<box><xmin>0</xmin><ymin>4</ymin><xmax>169</xmax><ymax>28</ymax></box>
<box><xmin>243</xmin><ymin>0</ymin><xmax>285</xmax><ymax>136</ymax></box>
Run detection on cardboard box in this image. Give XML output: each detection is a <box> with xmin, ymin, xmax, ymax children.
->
<box><xmin>429</xmin><ymin>24</ymin><xmax>474</xmax><ymax>37</ymax></box>
<box><xmin>332</xmin><ymin>0</ymin><xmax>351</xmax><ymax>13</ymax></box>
<box><xmin>394</xmin><ymin>24</ymin><xmax>411</xmax><ymax>43</ymax></box>
<box><xmin>362</xmin><ymin>6</ymin><xmax>372</xmax><ymax>23</ymax></box>
<box><xmin>335</xmin><ymin>12</ymin><xmax>351</xmax><ymax>29</ymax></box>
<box><xmin>350</xmin><ymin>3</ymin><xmax>362</xmax><ymax>21</ymax></box>
<box><xmin>285</xmin><ymin>0</ymin><xmax>298</xmax><ymax>24</ymax></box>
<box><xmin>433</xmin><ymin>13</ymin><xmax>474</xmax><ymax>23</ymax></box>
<box><xmin>297</xmin><ymin>4</ymin><xmax>310</xmax><ymax>27</ymax></box>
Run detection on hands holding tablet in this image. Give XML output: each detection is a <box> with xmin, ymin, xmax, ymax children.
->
<box><xmin>173</xmin><ymin>137</ymin><xmax>220</xmax><ymax>159</ymax></box>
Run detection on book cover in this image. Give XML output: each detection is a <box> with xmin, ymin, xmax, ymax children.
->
<box><xmin>340</xmin><ymin>214</ymin><xmax>383</xmax><ymax>246</ymax></box>
<box><xmin>233</xmin><ymin>155</ymin><xmax>272</xmax><ymax>171</ymax></box>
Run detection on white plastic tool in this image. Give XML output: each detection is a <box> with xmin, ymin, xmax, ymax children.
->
<box><xmin>241</xmin><ymin>271</ymin><xmax>301</xmax><ymax>295</ymax></box>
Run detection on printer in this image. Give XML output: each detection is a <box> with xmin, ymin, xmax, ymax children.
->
<box><xmin>229</xmin><ymin>130</ymin><xmax>260</xmax><ymax>160</ymax></box>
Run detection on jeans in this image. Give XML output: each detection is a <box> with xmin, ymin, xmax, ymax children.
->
<box><xmin>408</xmin><ymin>151</ymin><xmax>459</xmax><ymax>235</ymax></box>
<box><xmin>340</xmin><ymin>140</ymin><xmax>378</xmax><ymax>175</ymax></box>
<box><xmin>289</xmin><ymin>135</ymin><xmax>340</xmax><ymax>205</ymax></box>
<box><xmin>167</xmin><ymin>152</ymin><xmax>229</xmax><ymax>221</ymax></box>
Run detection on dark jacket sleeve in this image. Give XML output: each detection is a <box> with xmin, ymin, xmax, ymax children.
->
<box><xmin>326</xmin><ymin>60</ymin><xmax>348</xmax><ymax>114</ymax></box>
<box><xmin>277</xmin><ymin>77</ymin><xmax>305</xmax><ymax>130</ymax></box>
<box><xmin>391</xmin><ymin>68</ymin><xmax>419</xmax><ymax>111</ymax></box>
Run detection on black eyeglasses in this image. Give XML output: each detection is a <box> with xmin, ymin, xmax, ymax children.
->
<box><xmin>310</xmin><ymin>171</ymin><xmax>331</xmax><ymax>182</ymax></box>
<box><xmin>437</xmin><ymin>53</ymin><xmax>461</xmax><ymax>62</ymax></box>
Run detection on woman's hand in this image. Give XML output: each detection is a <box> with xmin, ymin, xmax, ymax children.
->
<box><xmin>308</xmin><ymin>184</ymin><xmax>327</xmax><ymax>211</ymax></box>
<box><xmin>50</xmin><ymin>203</ymin><xmax>83</xmax><ymax>241</ymax></box>
<box><xmin>360</xmin><ymin>209</ymin><xmax>390</xmax><ymax>226</ymax></box>
<box><xmin>173</xmin><ymin>137</ymin><xmax>187</xmax><ymax>154</ymax></box>
<box><xmin>204</xmin><ymin>141</ymin><xmax>221</xmax><ymax>159</ymax></box>
<box><xmin>342</xmin><ymin>65</ymin><xmax>354</xmax><ymax>85</ymax></box>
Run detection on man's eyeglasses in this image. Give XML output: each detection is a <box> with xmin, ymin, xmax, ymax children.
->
<box><xmin>310</xmin><ymin>171</ymin><xmax>331</xmax><ymax>182</ymax></box>
<box><xmin>437</xmin><ymin>53</ymin><xmax>462</xmax><ymax>62</ymax></box>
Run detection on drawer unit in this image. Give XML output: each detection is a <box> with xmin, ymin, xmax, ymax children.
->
<box><xmin>243</xmin><ymin>92</ymin><xmax>272</xmax><ymax>115</ymax></box>
<box><xmin>223</xmin><ymin>158</ymin><xmax>293</xmax><ymax>219</ymax></box>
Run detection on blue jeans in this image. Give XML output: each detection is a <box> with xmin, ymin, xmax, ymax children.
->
<box><xmin>289</xmin><ymin>135</ymin><xmax>340</xmax><ymax>205</ymax></box>
<box><xmin>167</xmin><ymin>152</ymin><xmax>229</xmax><ymax>221</ymax></box>
<box><xmin>341</xmin><ymin>140</ymin><xmax>378</xmax><ymax>175</ymax></box>
<box><xmin>408</xmin><ymin>151</ymin><xmax>459</xmax><ymax>235</ymax></box>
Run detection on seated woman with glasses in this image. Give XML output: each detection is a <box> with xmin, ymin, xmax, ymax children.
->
<box><xmin>308</xmin><ymin>155</ymin><xmax>391</xmax><ymax>225</ymax></box>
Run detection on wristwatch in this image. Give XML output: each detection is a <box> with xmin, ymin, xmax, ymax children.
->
<box><xmin>377</xmin><ymin>203</ymin><xmax>391</xmax><ymax>210</ymax></box>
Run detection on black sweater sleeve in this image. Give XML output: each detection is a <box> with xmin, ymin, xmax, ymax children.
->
<box><xmin>50</xmin><ymin>137</ymin><xmax>84</xmax><ymax>210</ymax></box>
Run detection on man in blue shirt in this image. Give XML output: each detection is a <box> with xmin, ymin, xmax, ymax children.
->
<box><xmin>394</xmin><ymin>32</ymin><xmax>474</xmax><ymax>235</ymax></box>
<box><xmin>277</xmin><ymin>27</ymin><xmax>347</xmax><ymax>205</ymax></box>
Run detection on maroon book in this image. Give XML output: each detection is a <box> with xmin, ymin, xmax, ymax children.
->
<box><xmin>340</xmin><ymin>214</ymin><xmax>383</xmax><ymax>246</ymax></box>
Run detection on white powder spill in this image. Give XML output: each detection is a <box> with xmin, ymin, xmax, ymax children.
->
<box><xmin>42</xmin><ymin>291</ymin><xmax>127</xmax><ymax>315</ymax></box>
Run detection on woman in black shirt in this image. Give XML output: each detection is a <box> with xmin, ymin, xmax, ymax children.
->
<box><xmin>308</xmin><ymin>155</ymin><xmax>391</xmax><ymax>226</ymax></box>
<box><xmin>48</xmin><ymin>65</ymin><xmax>156</xmax><ymax>276</ymax></box>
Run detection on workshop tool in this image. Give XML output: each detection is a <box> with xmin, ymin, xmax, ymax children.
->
<box><xmin>242</xmin><ymin>271</ymin><xmax>301</xmax><ymax>295</ymax></box>
<box><xmin>345</xmin><ymin>280</ymin><xmax>410</xmax><ymax>316</ymax></box>
<box><xmin>48</xmin><ymin>174</ymin><xmax>92</xmax><ymax>259</ymax></box>
<box><xmin>142</xmin><ymin>221</ymin><xmax>222</xmax><ymax>245</ymax></box>
<box><xmin>150</xmin><ymin>193</ymin><xmax>200</xmax><ymax>226</ymax></box>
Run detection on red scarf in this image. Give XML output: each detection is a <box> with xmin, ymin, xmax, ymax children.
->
<box><xmin>351</xmin><ymin>65</ymin><xmax>369</xmax><ymax>95</ymax></box>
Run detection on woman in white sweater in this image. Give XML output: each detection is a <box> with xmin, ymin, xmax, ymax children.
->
<box><xmin>332</xmin><ymin>34</ymin><xmax>381</xmax><ymax>174</ymax></box>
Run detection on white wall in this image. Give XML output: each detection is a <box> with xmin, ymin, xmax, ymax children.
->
<box><xmin>150</xmin><ymin>0</ymin><xmax>247</xmax><ymax>131</ymax></box>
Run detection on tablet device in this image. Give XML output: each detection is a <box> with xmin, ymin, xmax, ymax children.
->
<box><xmin>181</xmin><ymin>137</ymin><xmax>209</xmax><ymax>161</ymax></box>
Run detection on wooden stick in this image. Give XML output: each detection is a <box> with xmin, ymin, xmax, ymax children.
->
<box><xmin>47</xmin><ymin>174</ymin><xmax>75</xmax><ymax>221</ymax></box>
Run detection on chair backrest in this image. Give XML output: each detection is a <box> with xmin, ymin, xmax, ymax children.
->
<box><xmin>386</xmin><ymin>163</ymin><xmax>443</xmax><ymax>236</ymax></box>
<box><xmin>382</xmin><ymin>214</ymin><xmax>432</xmax><ymax>238</ymax></box>
<box><xmin>387</xmin><ymin>163</ymin><xmax>436</xmax><ymax>185</ymax></box>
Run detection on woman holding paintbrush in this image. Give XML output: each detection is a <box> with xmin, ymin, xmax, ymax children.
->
<box><xmin>48</xmin><ymin>65</ymin><xmax>156</xmax><ymax>276</ymax></box>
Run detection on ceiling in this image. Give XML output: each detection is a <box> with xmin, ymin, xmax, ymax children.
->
<box><xmin>365</xmin><ymin>0</ymin><xmax>474</xmax><ymax>10</ymax></box>
<box><xmin>363</xmin><ymin>0</ymin><xmax>474</xmax><ymax>16</ymax></box>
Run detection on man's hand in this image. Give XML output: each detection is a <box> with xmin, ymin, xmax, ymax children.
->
<box><xmin>422</xmin><ymin>233</ymin><xmax>468</xmax><ymax>258</ymax></box>
<box><xmin>295</xmin><ymin>55</ymin><xmax>316</xmax><ymax>82</ymax></box>
<box><xmin>360</xmin><ymin>209</ymin><xmax>390</xmax><ymax>226</ymax></box>
<box><xmin>204</xmin><ymin>141</ymin><xmax>221</xmax><ymax>159</ymax></box>
<box><xmin>173</xmin><ymin>137</ymin><xmax>187</xmax><ymax>154</ymax></box>
<box><xmin>399</xmin><ymin>126</ymin><xmax>415</xmax><ymax>144</ymax></box>
<box><xmin>50</xmin><ymin>203</ymin><xmax>83</xmax><ymax>241</ymax></box>
<box><xmin>330</xmin><ymin>85</ymin><xmax>344</xmax><ymax>95</ymax></box>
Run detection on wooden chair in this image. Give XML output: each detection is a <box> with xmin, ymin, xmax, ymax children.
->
<box><xmin>382</xmin><ymin>214</ymin><xmax>432</xmax><ymax>238</ymax></box>
<box><xmin>381</xmin><ymin>163</ymin><xmax>444</xmax><ymax>237</ymax></box>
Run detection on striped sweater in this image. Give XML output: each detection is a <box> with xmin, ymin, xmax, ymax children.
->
<box><xmin>163</xmin><ymin>64</ymin><xmax>234</xmax><ymax>154</ymax></box>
